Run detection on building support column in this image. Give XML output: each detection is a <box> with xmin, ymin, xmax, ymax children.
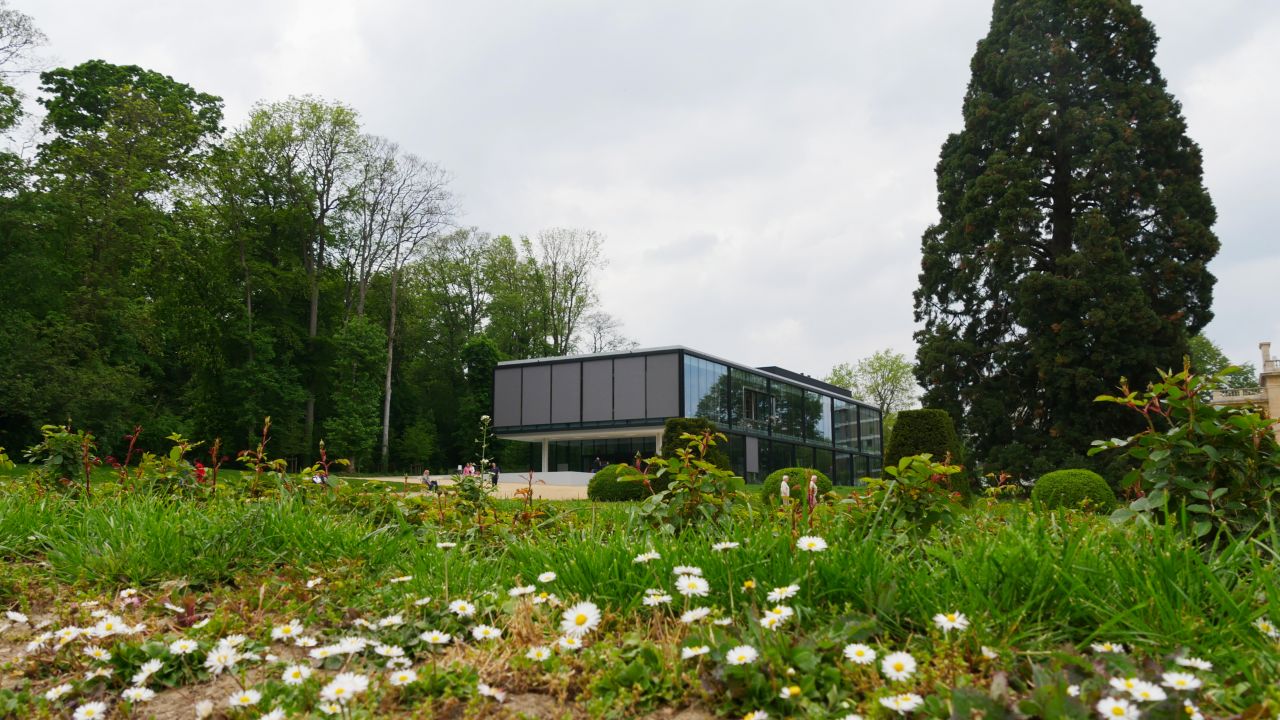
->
<box><xmin>541</xmin><ymin>439</ymin><xmax>550</xmax><ymax>473</ymax></box>
<box><xmin>655</xmin><ymin>431</ymin><xmax>663</xmax><ymax>456</ymax></box>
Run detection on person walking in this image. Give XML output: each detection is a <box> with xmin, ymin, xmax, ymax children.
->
<box><xmin>779</xmin><ymin>473</ymin><xmax>791</xmax><ymax>505</ymax></box>
<box><xmin>490</xmin><ymin>461</ymin><xmax>501</xmax><ymax>489</ymax></box>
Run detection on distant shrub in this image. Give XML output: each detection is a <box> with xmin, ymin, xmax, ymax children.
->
<box><xmin>589</xmin><ymin>463</ymin><xmax>665</xmax><ymax>502</ymax></box>
<box><xmin>1031</xmin><ymin>469</ymin><xmax>1116</xmax><ymax>513</ymax></box>
<box><xmin>883</xmin><ymin>409</ymin><xmax>963</xmax><ymax>468</ymax></box>
<box><xmin>662</xmin><ymin>418</ymin><xmax>731</xmax><ymax>470</ymax></box>
<box><xmin>761</xmin><ymin>467</ymin><xmax>831</xmax><ymax>504</ymax></box>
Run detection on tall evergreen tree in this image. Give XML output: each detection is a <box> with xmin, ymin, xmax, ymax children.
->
<box><xmin>914</xmin><ymin>0</ymin><xmax>1219</xmax><ymax>476</ymax></box>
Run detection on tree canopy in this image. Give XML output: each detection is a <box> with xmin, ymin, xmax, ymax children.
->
<box><xmin>913</xmin><ymin>0</ymin><xmax>1219</xmax><ymax>477</ymax></box>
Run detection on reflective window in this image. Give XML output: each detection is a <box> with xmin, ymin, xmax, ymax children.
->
<box><xmin>833</xmin><ymin>399</ymin><xmax>857</xmax><ymax>450</ymax></box>
<box><xmin>814</xmin><ymin>448</ymin><xmax>833</xmax><ymax>479</ymax></box>
<box><xmin>806</xmin><ymin>391</ymin><xmax>832</xmax><ymax>443</ymax></box>
<box><xmin>772</xmin><ymin>382</ymin><xmax>805</xmax><ymax>441</ymax></box>
<box><xmin>684</xmin><ymin>355</ymin><xmax>728</xmax><ymax>422</ymax></box>
<box><xmin>795</xmin><ymin>445</ymin><xmax>813</xmax><ymax>470</ymax></box>
<box><xmin>732</xmin><ymin>371</ymin><xmax>771</xmax><ymax>434</ymax></box>
<box><xmin>858</xmin><ymin>407</ymin><xmax>882</xmax><ymax>455</ymax></box>
<box><xmin>833</xmin><ymin>453</ymin><xmax>853</xmax><ymax>485</ymax></box>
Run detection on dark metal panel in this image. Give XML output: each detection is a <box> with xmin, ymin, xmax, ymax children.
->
<box><xmin>550</xmin><ymin>362</ymin><xmax>582</xmax><ymax>424</ymax></box>
<box><xmin>645</xmin><ymin>353</ymin><xmax>679</xmax><ymax>418</ymax></box>
<box><xmin>581</xmin><ymin>360</ymin><xmax>613</xmax><ymax>422</ymax></box>
<box><xmin>493</xmin><ymin>368</ymin><xmax>522</xmax><ymax>427</ymax></box>
<box><xmin>520</xmin><ymin>365</ymin><xmax>551</xmax><ymax>425</ymax></box>
<box><xmin>613</xmin><ymin>356</ymin><xmax>646</xmax><ymax>420</ymax></box>
<box><xmin>746</xmin><ymin>435</ymin><xmax>759</xmax><ymax>473</ymax></box>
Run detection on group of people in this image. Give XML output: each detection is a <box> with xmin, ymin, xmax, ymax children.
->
<box><xmin>418</xmin><ymin>461</ymin><xmax>501</xmax><ymax>491</ymax></box>
<box><xmin>778</xmin><ymin>472</ymin><xmax>821</xmax><ymax>510</ymax></box>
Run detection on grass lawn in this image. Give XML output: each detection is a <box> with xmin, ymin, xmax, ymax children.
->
<box><xmin>0</xmin><ymin>471</ymin><xmax>1276</xmax><ymax>718</ymax></box>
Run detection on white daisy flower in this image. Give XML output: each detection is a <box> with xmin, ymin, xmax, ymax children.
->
<box><xmin>1067</xmin><ymin>685</ymin><xmax>1080</xmax><ymax>697</ymax></box>
<box><xmin>538</xmin><ymin>571</ymin><xmax>557</xmax><ymax>583</ymax></box>
<box><xmin>414</xmin><ymin>596</ymin><xmax>432</xmax><ymax>606</ymax></box>
<box><xmin>533</xmin><ymin>592</ymin><xmax>559</xmax><ymax>605</ymax></box>
<box><xmin>478</xmin><ymin>682</ymin><xmax>506</xmax><ymax>702</ymax></box>
<box><xmin>796</xmin><ymin>535</ymin><xmax>828</xmax><ymax>552</ymax></box>
<box><xmin>194</xmin><ymin>699</ymin><xmax>213</xmax><ymax>719</ymax></box>
<box><xmin>260</xmin><ymin>710</ymin><xmax>286</xmax><ymax>720</ymax></box>
<box><xmin>374</xmin><ymin>643</ymin><xmax>405</xmax><ymax>657</ymax></box>
<box><xmin>83</xmin><ymin>668</ymin><xmax>113</xmax><ymax>681</ymax></box>
<box><xmin>131</xmin><ymin>658</ymin><xmax>163</xmax><ymax>686</ymax></box>
<box><xmin>643</xmin><ymin>593</ymin><xmax>673</xmax><ymax>606</ymax></box>
<box><xmin>1110</xmin><ymin>677</ymin><xmax>1140</xmax><ymax>692</ymax></box>
<box><xmin>743</xmin><ymin>712</ymin><xmax>768</xmax><ymax>720</ymax></box>
<box><xmin>73</xmin><ymin>702</ymin><xmax>108</xmax><ymax>720</ymax></box>
<box><xmin>879</xmin><ymin>693</ymin><xmax>924</xmax><ymax>714</ymax></box>
<box><xmin>163</xmin><ymin>602</ymin><xmax>183</xmax><ymax>613</ymax></box>
<box><xmin>44</xmin><ymin>683</ymin><xmax>73</xmax><ymax>701</ymax></box>
<box><xmin>673</xmin><ymin>565</ymin><xmax>703</xmax><ymax>576</ymax></box>
<box><xmin>843</xmin><ymin>643</ymin><xmax>876</xmax><ymax>665</ymax></box>
<box><xmin>759</xmin><ymin>615</ymin><xmax>783</xmax><ymax>631</ymax></box>
<box><xmin>169</xmin><ymin>638</ymin><xmax>198</xmax><ymax>655</ymax></box>
<box><xmin>767</xmin><ymin>585</ymin><xmax>800</xmax><ymax>602</ymax></box>
<box><xmin>90</xmin><ymin>615</ymin><xmax>124</xmax><ymax>637</ymax></box>
<box><xmin>388</xmin><ymin>668</ymin><xmax>418</xmax><ymax>686</ymax></box>
<box><xmin>1254</xmin><ymin>616</ymin><xmax>1279</xmax><ymax>638</ymax></box>
<box><xmin>680</xmin><ymin>607</ymin><xmax>711</xmax><ymax>624</ymax></box>
<box><xmin>420</xmin><ymin>630</ymin><xmax>452</xmax><ymax>645</ymax></box>
<box><xmin>119</xmin><ymin>588</ymin><xmax>137</xmax><ymax>599</ymax></box>
<box><xmin>191</xmin><ymin>618</ymin><xmax>210</xmax><ymax>629</ymax></box>
<box><xmin>557</xmin><ymin>636</ymin><xmax>583</xmax><ymax>651</ymax></box>
<box><xmin>981</xmin><ymin>646</ymin><xmax>998</xmax><ymax>660</ymax></box>
<box><xmin>217</xmin><ymin>634</ymin><xmax>247</xmax><ymax>648</ymax></box>
<box><xmin>471</xmin><ymin>624</ymin><xmax>502</xmax><ymax>641</ymax></box>
<box><xmin>681</xmin><ymin>645</ymin><xmax>710</xmax><ymax>659</ymax></box>
<box><xmin>1127</xmin><ymin>681</ymin><xmax>1167</xmax><ymax>702</ymax></box>
<box><xmin>933</xmin><ymin>611</ymin><xmax>969</xmax><ymax>632</ymax></box>
<box><xmin>388</xmin><ymin>575</ymin><xmax>413</xmax><ymax>584</ymax></box>
<box><xmin>1174</xmin><ymin>656</ymin><xmax>1212</xmax><ymax>671</ymax></box>
<box><xmin>25</xmin><ymin>631</ymin><xmax>53</xmax><ymax>652</ymax></box>
<box><xmin>283</xmin><ymin>664</ymin><xmax>311</xmax><ymax>685</ymax></box>
<box><xmin>377</xmin><ymin>613</ymin><xmax>404</xmax><ymax>628</ymax></box>
<box><xmin>560</xmin><ymin>601</ymin><xmax>602</xmax><ymax>637</ymax></box>
<box><xmin>1183</xmin><ymin>700</ymin><xmax>1205</xmax><ymax>720</ymax></box>
<box><xmin>881</xmin><ymin>651</ymin><xmax>917</xmax><ymax>681</ymax></box>
<box><xmin>713</xmin><ymin>617</ymin><xmax>733</xmax><ymax>626</ymax></box>
<box><xmin>83</xmin><ymin>645</ymin><xmax>111</xmax><ymax>662</ymax></box>
<box><xmin>1160</xmin><ymin>672</ymin><xmax>1201</xmax><ymax>691</ymax></box>
<box><xmin>204</xmin><ymin>646</ymin><xmax>240</xmax><ymax>674</ymax></box>
<box><xmin>1091</xmin><ymin>641</ymin><xmax>1125</xmax><ymax>654</ymax></box>
<box><xmin>448</xmin><ymin>599</ymin><xmax>476</xmax><ymax>617</ymax></box>
<box><xmin>526</xmin><ymin>645</ymin><xmax>552</xmax><ymax>661</ymax></box>
<box><xmin>121</xmin><ymin>686</ymin><xmax>155</xmax><ymax>703</ymax></box>
<box><xmin>675</xmin><ymin>575</ymin><xmax>710</xmax><ymax>597</ymax></box>
<box><xmin>227</xmin><ymin>689</ymin><xmax>261</xmax><ymax>707</ymax></box>
<box><xmin>779</xmin><ymin>685</ymin><xmax>802</xmax><ymax>699</ymax></box>
<box><xmin>5</xmin><ymin>610</ymin><xmax>28</xmax><ymax>623</ymax></box>
<box><xmin>508</xmin><ymin>585</ymin><xmax>536</xmax><ymax>597</ymax></box>
<box><xmin>294</xmin><ymin>635</ymin><xmax>318</xmax><ymax>648</ymax></box>
<box><xmin>320</xmin><ymin>672</ymin><xmax>369</xmax><ymax>703</ymax></box>
<box><xmin>633</xmin><ymin>551</ymin><xmax>660</xmax><ymax>563</ymax></box>
<box><xmin>271</xmin><ymin>620</ymin><xmax>304</xmax><ymax>640</ymax></box>
<box><xmin>726</xmin><ymin>644</ymin><xmax>758</xmax><ymax>665</ymax></box>
<box><xmin>55</xmin><ymin>626</ymin><xmax>81</xmax><ymax>645</ymax></box>
<box><xmin>768</xmin><ymin>605</ymin><xmax>794</xmax><ymax>620</ymax></box>
<box><xmin>335</xmin><ymin>636</ymin><xmax>368</xmax><ymax>654</ymax></box>
<box><xmin>713</xmin><ymin>541</ymin><xmax>740</xmax><ymax>551</ymax></box>
<box><xmin>305</xmin><ymin>577</ymin><xmax>324</xmax><ymax>589</ymax></box>
<box><xmin>1096</xmin><ymin>697</ymin><xmax>1140</xmax><ymax>719</ymax></box>
<box><xmin>436</xmin><ymin>541</ymin><xmax>457</xmax><ymax>549</ymax></box>
<box><xmin>317</xmin><ymin>702</ymin><xmax>342</xmax><ymax>716</ymax></box>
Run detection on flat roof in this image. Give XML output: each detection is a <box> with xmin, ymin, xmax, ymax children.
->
<box><xmin>497</xmin><ymin>346</ymin><xmax>865</xmax><ymax>405</ymax></box>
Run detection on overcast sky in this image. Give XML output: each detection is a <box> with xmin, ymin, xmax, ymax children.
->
<box><xmin>20</xmin><ymin>0</ymin><xmax>1280</xmax><ymax>379</ymax></box>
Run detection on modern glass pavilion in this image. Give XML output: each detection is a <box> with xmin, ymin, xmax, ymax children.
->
<box><xmin>491</xmin><ymin>347</ymin><xmax>882</xmax><ymax>483</ymax></box>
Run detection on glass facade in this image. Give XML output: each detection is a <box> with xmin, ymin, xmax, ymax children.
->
<box><xmin>548</xmin><ymin>437</ymin><xmax>656</xmax><ymax>473</ymax></box>
<box><xmin>678</xmin><ymin>351</ymin><xmax>882</xmax><ymax>485</ymax></box>
<box><xmin>684</xmin><ymin>355</ymin><xmax>729</xmax><ymax>422</ymax></box>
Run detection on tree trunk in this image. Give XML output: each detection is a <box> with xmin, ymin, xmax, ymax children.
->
<box><xmin>379</xmin><ymin>264</ymin><xmax>400</xmax><ymax>471</ymax></box>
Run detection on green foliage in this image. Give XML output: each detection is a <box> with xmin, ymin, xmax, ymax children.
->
<box><xmin>825</xmin><ymin>348</ymin><xmax>917</xmax><ymax>414</ymax></box>
<box><xmin>858</xmin><ymin>453</ymin><xmax>964</xmax><ymax>535</ymax></box>
<box><xmin>1090</xmin><ymin>362</ymin><xmax>1280</xmax><ymax>538</ymax></box>
<box><xmin>913</xmin><ymin>0</ymin><xmax>1219</xmax><ymax>479</ymax></box>
<box><xmin>637</xmin><ymin>431</ymin><xmax>745</xmax><ymax>534</ymax></box>
<box><xmin>325</xmin><ymin>316</ymin><xmax>387</xmax><ymax>470</ymax></box>
<box><xmin>883</xmin><ymin>409</ymin><xmax>963</xmax><ymax>468</ymax></box>
<box><xmin>1030</xmin><ymin>469</ymin><xmax>1116</xmax><ymax>513</ymax></box>
<box><xmin>1188</xmin><ymin>334</ymin><xmax>1259</xmax><ymax>390</ymax></box>
<box><xmin>759</xmin><ymin>467</ymin><xmax>832</xmax><ymax>504</ymax></box>
<box><xmin>588</xmin><ymin>463</ymin><xmax>648</xmax><ymax>502</ymax></box>
<box><xmin>23</xmin><ymin>424</ymin><xmax>96</xmax><ymax>493</ymax></box>
<box><xmin>661</xmin><ymin>417</ymin><xmax>730</xmax><ymax>470</ymax></box>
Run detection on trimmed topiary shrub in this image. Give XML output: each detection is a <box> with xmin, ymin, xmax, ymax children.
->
<box><xmin>662</xmin><ymin>417</ymin><xmax>731</xmax><ymax>470</ymax></box>
<box><xmin>761</xmin><ymin>467</ymin><xmax>831</xmax><ymax>504</ymax></box>
<box><xmin>588</xmin><ymin>463</ymin><xmax>667</xmax><ymax>502</ymax></box>
<box><xmin>883</xmin><ymin>409</ymin><xmax>964</xmax><ymax>469</ymax></box>
<box><xmin>1031</xmin><ymin>469</ymin><xmax>1116</xmax><ymax>513</ymax></box>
